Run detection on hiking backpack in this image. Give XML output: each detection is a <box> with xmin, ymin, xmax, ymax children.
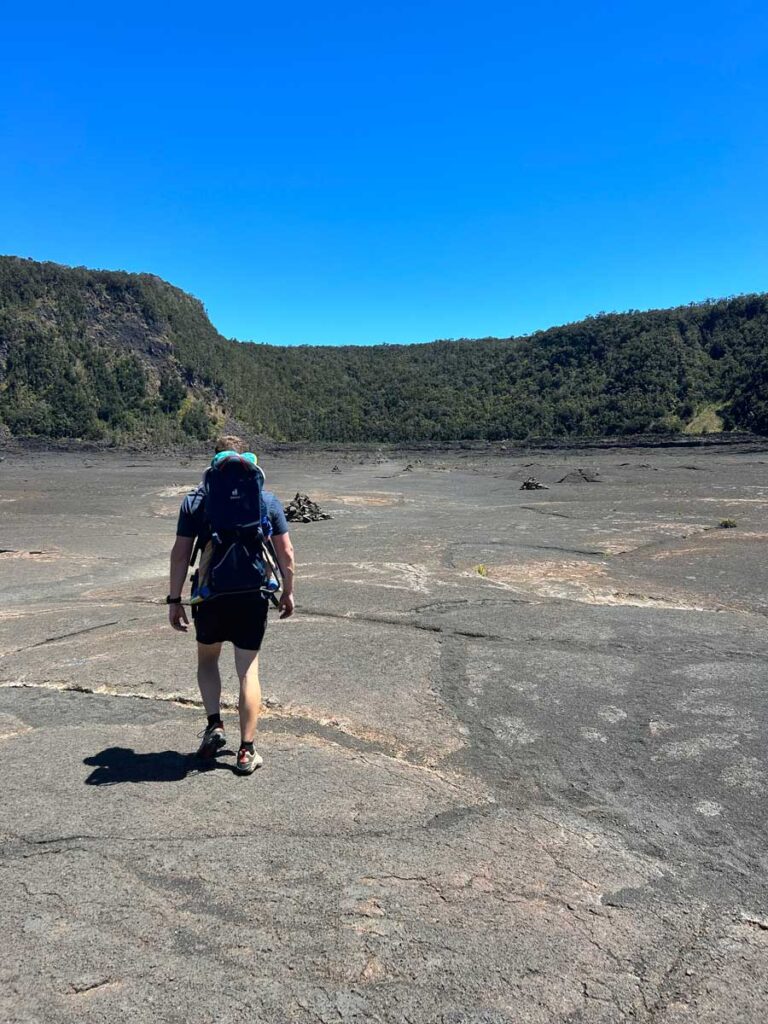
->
<box><xmin>189</xmin><ymin>454</ymin><xmax>279</xmax><ymax>604</ymax></box>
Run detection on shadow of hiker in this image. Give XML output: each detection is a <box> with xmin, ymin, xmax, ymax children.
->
<box><xmin>83</xmin><ymin>746</ymin><xmax>234</xmax><ymax>785</ymax></box>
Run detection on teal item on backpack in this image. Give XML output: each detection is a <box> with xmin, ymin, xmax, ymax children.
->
<box><xmin>211</xmin><ymin>449</ymin><xmax>238</xmax><ymax>468</ymax></box>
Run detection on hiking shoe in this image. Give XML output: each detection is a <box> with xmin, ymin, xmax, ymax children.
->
<box><xmin>235</xmin><ymin>745</ymin><xmax>263</xmax><ymax>774</ymax></box>
<box><xmin>196</xmin><ymin>722</ymin><xmax>226</xmax><ymax>759</ymax></box>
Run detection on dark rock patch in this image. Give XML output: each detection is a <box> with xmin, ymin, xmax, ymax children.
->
<box><xmin>558</xmin><ymin>468</ymin><xmax>601</xmax><ymax>483</ymax></box>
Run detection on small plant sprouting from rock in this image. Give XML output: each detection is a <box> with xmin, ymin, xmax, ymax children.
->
<box><xmin>474</xmin><ymin>564</ymin><xmax>488</xmax><ymax>577</ymax></box>
<box><xmin>719</xmin><ymin>518</ymin><xmax>737</xmax><ymax>529</ymax></box>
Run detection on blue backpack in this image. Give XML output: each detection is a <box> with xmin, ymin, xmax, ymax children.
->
<box><xmin>190</xmin><ymin>453</ymin><xmax>279</xmax><ymax>604</ymax></box>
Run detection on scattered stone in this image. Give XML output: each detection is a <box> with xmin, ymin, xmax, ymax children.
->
<box><xmin>285</xmin><ymin>493</ymin><xmax>332</xmax><ymax>523</ymax></box>
<box><xmin>361</xmin><ymin>956</ymin><xmax>387</xmax><ymax>982</ymax></box>
<box><xmin>558</xmin><ymin>468</ymin><xmax>600</xmax><ymax>484</ymax></box>
<box><xmin>331</xmin><ymin>464</ymin><xmax>341</xmax><ymax>473</ymax></box>
<box><xmin>403</xmin><ymin>463</ymin><xmax>414</xmax><ymax>472</ymax></box>
<box><xmin>520</xmin><ymin>477</ymin><xmax>549</xmax><ymax>490</ymax></box>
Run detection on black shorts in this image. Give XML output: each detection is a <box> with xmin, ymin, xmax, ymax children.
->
<box><xmin>192</xmin><ymin>593</ymin><xmax>269</xmax><ymax>650</ymax></box>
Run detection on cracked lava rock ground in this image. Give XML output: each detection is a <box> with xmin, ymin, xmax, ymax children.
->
<box><xmin>1</xmin><ymin>442</ymin><xmax>768</xmax><ymax>1023</ymax></box>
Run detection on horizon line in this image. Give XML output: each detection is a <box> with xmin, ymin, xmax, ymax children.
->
<box><xmin>2</xmin><ymin>253</ymin><xmax>764</xmax><ymax>350</ymax></box>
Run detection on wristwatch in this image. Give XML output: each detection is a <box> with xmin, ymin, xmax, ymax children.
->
<box><xmin>166</xmin><ymin>595</ymin><xmax>182</xmax><ymax>605</ymax></box>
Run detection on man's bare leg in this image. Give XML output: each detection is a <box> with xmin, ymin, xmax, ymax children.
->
<box><xmin>234</xmin><ymin>646</ymin><xmax>261</xmax><ymax>744</ymax></box>
<box><xmin>197</xmin><ymin>641</ymin><xmax>223</xmax><ymax>715</ymax></box>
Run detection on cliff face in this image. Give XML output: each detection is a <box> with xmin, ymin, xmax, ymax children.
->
<box><xmin>0</xmin><ymin>260</ymin><xmax>183</xmax><ymax>356</ymax></box>
<box><xmin>1</xmin><ymin>255</ymin><xmax>767</xmax><ymax>443</ymax></box>
<box><xmin>0</xmin><ymin>258</ymin><xmax>225</xmax><ymax>442</ymax></box>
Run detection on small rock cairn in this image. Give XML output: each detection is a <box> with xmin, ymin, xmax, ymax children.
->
<box><xmin>285</xmin><ymin>493</ymin><xmax>332</xmax><ymax>523</ymax></box>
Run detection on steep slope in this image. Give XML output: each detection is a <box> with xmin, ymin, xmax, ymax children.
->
<box><xmin>1</xmin><ymin>255</ymin><xmax>767</xmax><ymax>443</ymax></box>
<box><xmin>0</xmin><ymin>258</ymin><xmax>225</xmax><ymax>442</ymax></box>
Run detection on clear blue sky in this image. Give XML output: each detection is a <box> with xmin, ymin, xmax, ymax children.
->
<box><xmin>2</xmin><ymin>1</ymin><xmax>767</xmax><ymax>345</ymax></box>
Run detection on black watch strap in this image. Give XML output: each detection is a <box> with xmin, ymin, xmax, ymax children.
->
<box><xmin>166</xmin><ymin>595</ymin><xmax>182</xmax><ymax>605</ymax></box>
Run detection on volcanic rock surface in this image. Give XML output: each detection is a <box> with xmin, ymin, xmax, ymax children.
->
<box><xmin>2</xmin><ymin>441</ymin><xmax>768</xmax><ymax>1023</ymax></box>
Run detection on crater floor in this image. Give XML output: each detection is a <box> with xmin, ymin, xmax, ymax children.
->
<box><xmin>2</xmin><ymin>441</ymin><xmax>767</xmax><ymax>1023</ymax></box>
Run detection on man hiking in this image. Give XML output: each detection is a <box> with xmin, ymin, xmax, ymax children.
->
<box><xmin>167</xmin><ymin>437</ymin><xmax>295</xmax><ymax>774</ymax></box>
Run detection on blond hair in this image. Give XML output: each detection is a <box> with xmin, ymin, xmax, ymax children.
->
<box><xmin>214</xmin><ymin>434</ymin><xmax>244</xmax><ymax>453</ymax></box>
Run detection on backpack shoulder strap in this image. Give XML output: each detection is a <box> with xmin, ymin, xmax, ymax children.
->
<box><xmin>190</xmin><ymin>471</ymin><xmax>213</xmax><ymax>564</ymax></box>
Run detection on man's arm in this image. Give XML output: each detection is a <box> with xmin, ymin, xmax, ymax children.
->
<box><xmin>271</xmin><ymin>532</ymin><xmax>295</xmax><ymax>619</ymax></box>
<box><xmin>168</xmin><ymin>535</ymin><xmax>194</xmax><ymax>631</ymax></box>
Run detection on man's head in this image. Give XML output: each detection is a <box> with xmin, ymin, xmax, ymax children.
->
<box><xmin>214</xmin><ymin>434</ymin><xmax>244</xmax><ymax>454</ymax></box>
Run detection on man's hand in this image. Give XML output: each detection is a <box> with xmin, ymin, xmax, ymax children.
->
<box><xmin>169</xmin><ymin>602</ymin><xmax>189</xmax><ymax>632</ymax></box>
<box><xmin>278</xmin><ymin>592</ymin><xmax>295</xmax><ymax>619</ymax></box>
<box><xmin>169</xmin><ymin>535</ymin><xmax>193</xmax><ymax>632</ymax></box>
<box><xmin>272</xmin><ymin>533</ymin><xmax>295</xmax><ymax>620</ymax></box>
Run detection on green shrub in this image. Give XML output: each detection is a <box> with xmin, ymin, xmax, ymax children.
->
<box><xmin>181</xmin><ymin>399</ymin><xmax>214</xmax><ymax>440</ymax></box>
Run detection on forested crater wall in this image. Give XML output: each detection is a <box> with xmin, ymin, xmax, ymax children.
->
<box><xmin>1</xmin><ymin>256</ymin><xmax>767</xmax><ymax>443</ymax></box>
